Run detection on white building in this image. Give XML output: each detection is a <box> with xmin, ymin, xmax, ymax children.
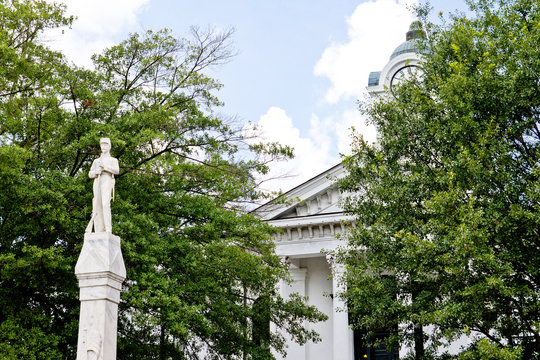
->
<box><xmin>254</xmin><ymin>23</ymin><xmax>425</xmax><ymax>360</ymax></box>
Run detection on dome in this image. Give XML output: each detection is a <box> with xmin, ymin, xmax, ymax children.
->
<box><xmin>389</xmin><ymin>21</ymin><xmax>425</xmax><ymax>60</ymax></box>
<box><xmin>389</xmin><ymin>41</ymin><xmax>417</xmax><ymax>60</ymax></box>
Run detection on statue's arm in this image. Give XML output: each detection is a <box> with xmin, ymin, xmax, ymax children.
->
<box><xmin>88</xmin><ymin>160</ymin><xmax>99</xmax><ymax>179</ymax></box>
<box><xmin>105</xmin><ymin>158</ymin><xmax>120</xmax><ymax>175</ymax></box>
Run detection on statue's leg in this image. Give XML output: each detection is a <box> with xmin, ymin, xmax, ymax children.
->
<box><xmin>93</xmin><ymin>179</ymin><xmax>105</xmax><ymax>232</ymax></box>
<box><xmin>101</xmin><ymin>176</ymin><xmax>114</xmax><ymax>233</ymax></box>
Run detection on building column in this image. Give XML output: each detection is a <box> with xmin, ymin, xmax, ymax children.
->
<box><xmin>280</xmin><ymin>260</ymin><xmax>307</xmax><ymax>360</ymax></box>
<box><xmin>327</xmin><ymin>256</ymin><xmax>354</xmax><ymax>360</ymax></box>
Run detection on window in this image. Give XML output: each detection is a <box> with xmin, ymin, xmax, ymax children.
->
<box><xmin>353</xmin><ymin>329</ymin><xmax>399</xmax><ymax>360</ymax></box>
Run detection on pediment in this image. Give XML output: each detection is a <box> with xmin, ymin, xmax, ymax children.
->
<box><xmin>254</xmin><ymin>163</ymin><xmax>346</xmax><ymax>221</ymax></box>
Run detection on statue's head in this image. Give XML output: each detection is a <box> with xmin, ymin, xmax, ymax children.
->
<box><xmin>100</xmin><ymin>138</ymin><xmax>111</xmax><ymax>154</ymax></box>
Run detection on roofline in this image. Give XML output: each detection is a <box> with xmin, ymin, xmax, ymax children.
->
<box><xmin>251</xmin><ymin>162</ymin><xmax>343</xmax><ymax>213</ymax></box>
<box><xmin>267</xmin><ymin>210</ymin><xmax>344</xmax><ymax>221</ymax></box>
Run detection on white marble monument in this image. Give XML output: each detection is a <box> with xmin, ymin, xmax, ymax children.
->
<box><xmin>86</xmin><ymin>137</ymin><xmax>119</xmax><ymax>234</ymax></box>
<box><xmin>76</xmin><ymin>138</ymin><xmax>125</xmax><ymax>360</ymax></box>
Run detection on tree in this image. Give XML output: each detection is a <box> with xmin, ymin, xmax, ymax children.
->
<box><xmin>0</xmin><ymin>1</ymin><xmax>326</xmax><ymax>359</ymax></box>
<box><xmin>337</xmin><ymin>0</ymin><xmax>539</xmax><ymax>359</ymax></box>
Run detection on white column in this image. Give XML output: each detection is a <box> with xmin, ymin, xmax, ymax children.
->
<box><xmin>281</xmin><ymin>261</ymin><xmax>307</xmax><ymax>360</ymax></box>
<box><xmin>327</xmin><ymin>256</ymin><xmax>354</xmax><ymax>360</ymax></box>
<box><xmin>75</xmin><ymin>232</ymin><xmax>126</xmax><ymax>360</ymax></box>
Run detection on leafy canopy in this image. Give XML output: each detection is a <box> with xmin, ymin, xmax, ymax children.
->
<box><xmin>338</xmin><ymin>0</ymin><xmax>539</xmax><ymax>358</ymax></box>
<box><xmin>0</xmin><ymin>1</ymin><xmax>326</xmax><ymax>359</ymax></box>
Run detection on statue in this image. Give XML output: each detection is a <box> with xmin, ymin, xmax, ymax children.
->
<box><xmin>86</xmin><ymin>138</ymin><xmax>119</xmax><ymax>233</ymax></box>
<box><xmin>76</xmin><ymin>138</ymin><xmax>125</xmax><ymax>360</ymax></box>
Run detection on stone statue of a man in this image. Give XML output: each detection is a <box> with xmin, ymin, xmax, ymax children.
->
<box><xmin>86</xmin><ymin>138</ymin><xmax>119</xmax><ymax>233</ymax></box>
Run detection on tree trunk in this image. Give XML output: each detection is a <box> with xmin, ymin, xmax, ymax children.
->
<box><xmin>414</xmin><ymin>323</ymin><xmax>424</xmax><ymax>360</ymax></box>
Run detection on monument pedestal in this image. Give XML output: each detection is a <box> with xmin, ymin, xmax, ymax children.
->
<box><xmin>75</xmin><ymin>232</ymin><xmax>126</xmax><ymax>360</ymax></box>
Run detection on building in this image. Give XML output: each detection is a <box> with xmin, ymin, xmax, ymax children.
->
<box><xmin>254</xmin><ymin>23</ymin><xmax>425</xmax><ymax>360</ymax></box>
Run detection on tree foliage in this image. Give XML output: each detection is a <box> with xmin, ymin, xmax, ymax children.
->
<box><xmin>0</xmin><ymin>1</ymin><xmax>326</xmax><ymax>359</ymax></box>
<box><xmin>338</xmin><ymin>0</ymin><xmax>539</xmax><ymax>358</ymax></box>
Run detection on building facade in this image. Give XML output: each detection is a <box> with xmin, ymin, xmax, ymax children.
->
<box><xmin>255</xmin><ymin>23</ymin><xmax>425</xmax><ymax>360</ymax></box>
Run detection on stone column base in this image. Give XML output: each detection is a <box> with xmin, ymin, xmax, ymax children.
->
<box><xmin>75</xmin><ymin>232</ymin><xmax>126</xmax><ymax>360</ymax></box>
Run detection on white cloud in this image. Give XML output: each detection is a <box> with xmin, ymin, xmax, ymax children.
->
<box><xmin>314</xmin><ymin>0</ymin><xmax>418</xmax><ymax>104</ymax></box>
<box><xmin>252</xmin><ymin>107</ymin><xmax>378</xmax><ymax>193</ymax></box>
<box><xmin>44</xmin><ymin>0</ymin><xmax>150</xmax><ymax>67</ymax></box>
<box><xmin>62</xmin><ymin>0</ymin><xmax>149</xmax><ymax>35</ymax></box>
<box><xmin>256</xmin><ymin>0</ymin><xmax>415</xmax><ymax>192</ymax></box>
<box><xmin>335</xmin><ymin>110</ymin><xmax>377</xmax><ymax>156</ymax></box>
<box><xmin>252</xmin><ymin>107</ymin><xmax>338</xmax><ymax>193</ymax></box>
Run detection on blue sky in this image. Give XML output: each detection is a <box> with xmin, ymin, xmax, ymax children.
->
<box><xmin>48</xmin><ymin>0</ymin><xmax>467</xmax><ymax>192</ymax></box>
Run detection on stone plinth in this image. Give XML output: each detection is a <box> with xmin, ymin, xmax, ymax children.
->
<box><xmin>75</xmin><ymin>232</ymin><xmax>126</xmax><ymax>360</ymax></box>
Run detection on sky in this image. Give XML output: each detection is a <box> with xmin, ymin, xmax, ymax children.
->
<box><xmin>46</xmin><ymin>0</ymin><xmax>467</xmax><ymax>193</ymax></box>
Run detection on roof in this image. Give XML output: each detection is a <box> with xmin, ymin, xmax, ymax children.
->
<box><xmin>390</xmin><ymin>21</ymin><xmax>425</xmax><ymax>60</ymax></box>
<box><xmin>253</xmin><ymin>163</ymin><xmax>346</xmax><ymax>221</ymax></box>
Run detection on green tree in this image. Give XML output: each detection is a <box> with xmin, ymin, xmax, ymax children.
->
<box><xmin>338</xmin><ymin>0</ymin><xmax>539</xmax><ymax>359</ymax></box>
<box><xmin>0</xmin><ymin>1</ymin><xmax>326</xmax><ymax>359</ymax></box>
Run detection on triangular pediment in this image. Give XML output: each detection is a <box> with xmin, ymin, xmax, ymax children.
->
<box><xmin>254</xmin><ymin>163</ymin><xmax>346</xmax><ymax>221</ymax></box>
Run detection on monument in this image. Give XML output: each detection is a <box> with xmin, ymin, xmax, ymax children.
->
<box><xmin>75</xmin><ymin>138</ymin><xmax>126</xmax><ymax>360</ymax></box>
